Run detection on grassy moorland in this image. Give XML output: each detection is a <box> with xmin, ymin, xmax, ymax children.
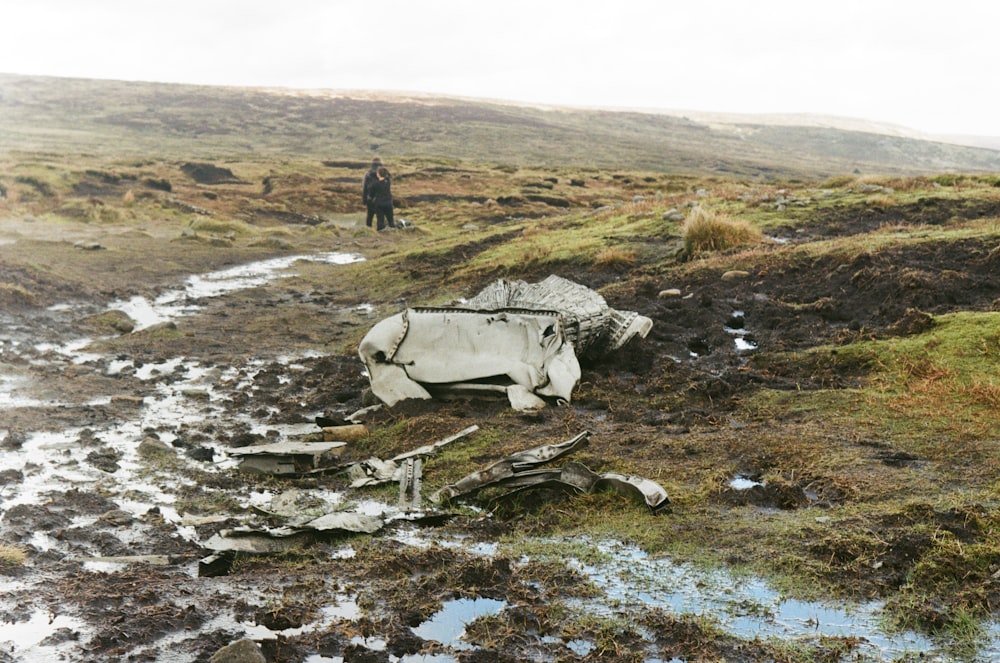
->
<box><xmin>4</xmin><ymin>72</ymin><xmax>1000</xmax><ymax>177</ymax></box>
<box><xmin>2</xmin><ymin>74</ymin><xmax>1000</xmax><ymax>661</ymax></box>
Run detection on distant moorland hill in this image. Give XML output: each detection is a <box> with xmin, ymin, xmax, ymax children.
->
<box><xmin>1</xmin><ymin>73</ymin><xmax>998</xmax><ymax>179</ymax></box>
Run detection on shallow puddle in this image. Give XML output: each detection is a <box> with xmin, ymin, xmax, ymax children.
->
<box><xmin>0</xmin><ymin>609</ymin><xmax>87</xmax><ymax>659</ymax></box>
<box><xmin>560</xmin><ymin>539</ymin><xmax>1000</xmax><ymax>660</ymax></box>
<box><xmin>724</xmin><ymin>310</ymin><xmax>758</xmax><ymax>353</ymax></box>
<box><xmin>411</xmin><ymin>597</ymin><xmax>507</xmax><ymax>651</ymax></box>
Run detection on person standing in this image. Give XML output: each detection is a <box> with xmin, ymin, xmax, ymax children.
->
<box><xmin>362</xmin><ymin>157</ymin><xmax>382</xmax><ymax>228</ymax></box>
<box><xmin>371</xmin><ymin>166</ymin><xmax>395</xmax><ymax>231</ymax></box>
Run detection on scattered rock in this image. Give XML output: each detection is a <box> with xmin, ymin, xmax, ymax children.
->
<box><xmin>339</xmin><ymin>643</ymin><xmax>387</xmax><ymax>662</ymax></box>
<box><xmin>887</xmin><ymin>308</ymin><xmax>935</xmax><ymax>337</ymax></box>
<box><xmin>185</xmin><ymin>446</ymin><xmax>215</xmax><ymax>462</ymax></box>
<box><xmin>98</xmin><ymin>509</ymin><xmax>133</xmax><ymax>526</ymax></box>
<box><xmin>142</xmin><ymin>321</ymin><xmax>179</xmax><ymax>334</ymax></box>
<box><xmin>721</xmin><ymin>270</ymin><xmax>750</xmax><ymax>281</ymax></box>
<box><xmin>110</xmin><ymin>395</ymin><xmax>145</xmax><ymax>406</ymax></box>
<box><xmin>249</xmin><ymin>237</ymin><xmax>293</xmax><ymax>250</ymax></box>
<box><xmin>657</xmin><ymin>288</ymin><xmax>682</xmax><ymax>298</ymax></box>
<box><xmin>39</xmin><ymin>628</ymin><xmax>79</xmax><ymax>647</ymax></box>
<box><xmin>138</xmin><ymin>437</ymin><xmax>174</xmax><ymax>459</ymax></box>
<box><xmin>181</xmin><ymin>162</ymin><xmax>240</xmax><ymax>185</ymax></box>
<box><xmin>73</xmin><ymin>241</ymin><xmax>104</xmax><ymax>251</ymax></box>
<box><xmin>78</xmin><ymin>309</ymin><xmax>135</xmax><ymax>334</ymax></box>
<box><xmin>0</xmin><ymin>469</ymin><xmax>24</xmax><ymax>485</ymax></box>
<box><xmin>208</xmin><ymin>638</ymin><xmax>266</xmax><ymax>663</ymax></box>
<box><xmin>86</xmin><ymin>448</ymin><xmax>122</xmax><ymax>473</ymax></box>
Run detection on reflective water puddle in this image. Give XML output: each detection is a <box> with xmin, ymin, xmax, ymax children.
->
<box><xmin>559</xmin><ymin>538</ymin><xmax>1000</xmax><ymax>660</ymax></box>
<box><xmin>411</xmin><ymin>597</ymin><xmax>507</xmax><ymax>651</ymax></box>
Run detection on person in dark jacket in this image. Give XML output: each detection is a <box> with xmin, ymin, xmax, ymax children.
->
<box><xmin>370</xmin><ymin>166</ymin><xmax>395</xmax><ymax>231</ymax></box>
<box><xmin>362</xmin><ymin>157</ymin><xmax>382</xmax><ymax>228</ymax></box>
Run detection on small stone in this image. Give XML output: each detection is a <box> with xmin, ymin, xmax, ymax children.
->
<box><xmin>209</xmin><ymin>639</ymin><xmax>266</xmax><ymax>663</ymax></box>
<box><xmin>99</xmin><ymin>509</ymin><xmax>133</xmax><ymax>526</ymax></box>
<box><xmin>73</xmin><ymin>241</ymin><xmax>104</xmax><ymax>251</ymax></box>
<box><xmin>721</xmin><ymin>270</ymin><xmax>750</xmax><ymax>281</ymax></box>
<box><xmin>657</xmin><ymin>288</ymin><xmax>682</xmax><ymax>298</ymax></box>
<box><xmin>138</xmin><ymin>437</ymin><xmax>174</xmax><ymax>459</ymax></box>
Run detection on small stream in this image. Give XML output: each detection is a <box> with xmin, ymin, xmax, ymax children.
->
<box><xmin>2</xmin><ymin>250</ymin><xmax>999</xmax><ymax>661</ymax></box>
<box><xmin>112</xmin><ymin>251</ymin><xmax>364</xmax><ymax>331</ymax></box>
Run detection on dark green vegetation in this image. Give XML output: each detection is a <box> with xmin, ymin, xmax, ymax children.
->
<box><xmin>3</xmin><ymin>74</ymin><xmax>1000</xmax><ymax>661</ymax></box>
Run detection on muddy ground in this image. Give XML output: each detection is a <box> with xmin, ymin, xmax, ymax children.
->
<box><xmin>2</xmin><ymin>162</ymin><xmax>1000</xmax><ymax>662</ymax></box>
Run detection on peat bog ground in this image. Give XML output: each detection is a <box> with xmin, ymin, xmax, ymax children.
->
<box><xmin>2</xmin><ymin>154</ymin><xmax>1000</xmax><ymax>661</ymax></box>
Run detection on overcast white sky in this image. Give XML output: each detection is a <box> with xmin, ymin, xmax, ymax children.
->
<box><xmin>2</xmin><ymin>0</ymin><xmax>997</xmax><ymax>137</ymax></box>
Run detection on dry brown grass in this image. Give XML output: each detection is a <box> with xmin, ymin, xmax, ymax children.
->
<box><xmin>962</xmin><ymin>380</ymin><xmax>1000</xmax><ymax>408</ymax></box>
<box><xmin>593</xmin><ymin>246</ymin><xmax>638</xmax><ymax>268</ymax></box>
<box><xmin>0</xmin><ymin>544</ymin><xmax>26</xmax><ymax>567</ymax></box>
<box><xmin>865</xmin><ymin>193</ymin><xmax>896</xmax><ymax>210</ymax></box>
<box><xmin>681</xmin><ymin>206</ymin><xmax>763</xmax><ymax>256</ymax></box>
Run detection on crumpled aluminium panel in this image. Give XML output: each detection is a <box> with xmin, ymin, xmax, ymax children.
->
<box><xmin>430</xmin><ymin>432</ymin><xmax>670</xmax><ymax>513</ymax></box>
<box><xmin>359</xmin><ymin>276</ymin><xmax>652</xmax><ymax>410</ymax></box>
<box><xmin>464</xmin><ymin>275</ymin><xmax>653</xmax><ymax>358</ymax></box>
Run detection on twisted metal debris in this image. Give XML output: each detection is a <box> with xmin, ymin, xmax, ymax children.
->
<box><xmin>359</xmin><ymin>276</ymin><xmax>653</xmax><ymax>410</ymax></box>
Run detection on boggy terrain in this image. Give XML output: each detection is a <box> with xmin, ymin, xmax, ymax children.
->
<box><xmin>2</xmin><ymin>155</ymin><xmax>1000</xmax><ymax>662</ymax></box>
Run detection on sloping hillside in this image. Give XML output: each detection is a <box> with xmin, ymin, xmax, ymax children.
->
<box><xmin>2</xmin><ymin>73</ymin><xmax>999</xmax><ymax>178</ymax></box>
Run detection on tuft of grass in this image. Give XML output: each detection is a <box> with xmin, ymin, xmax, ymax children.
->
<box><xmin>865</xmin><ymin>193</ymin><xmax>896</xmax><ymax>210</ymax></box>
<box><xmin>188</xmin><ymin>217</ymin><xmax>257</xmax><ymax>237</ymax></box>
<box><xmin>0</xmin><ymin>282</ymin><xmax>36</xmax><ymax>306</ymax></box>
<box><xmin>0</xmin><ymin>544</ymin><xmax>27</xmax><ymax>567</ymax></box>
<box><xmin>593</xmin><ymin>246</ymin><xmax>638</xmax><ymax>268</ymax></box>
<box><xmin>681</xmin><ymin>206</ymin><xmax>762</xmax><ymax>256</ymax></box>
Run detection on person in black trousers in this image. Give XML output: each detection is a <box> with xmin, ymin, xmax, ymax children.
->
<box><xmin>370</xmin><ymin>166</ymin><xmax>395</xmax><ymax>231</ymax></box>
<box><xmin>362</xmin><ymin>157</ymin><xmax>381</xmax><ymax>228</ymax></box>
